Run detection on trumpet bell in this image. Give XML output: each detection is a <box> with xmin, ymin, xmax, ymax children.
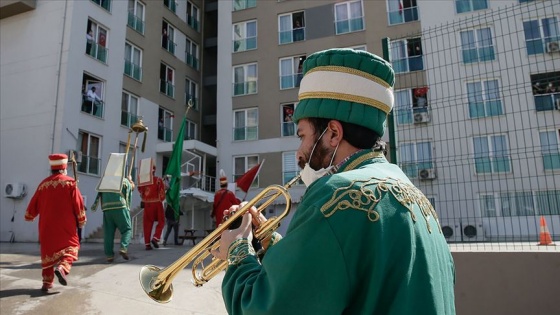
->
<box><xmin>139</xmin><ymin>265</ymin><xmax>173</xmax><ymax>303</ymax></box>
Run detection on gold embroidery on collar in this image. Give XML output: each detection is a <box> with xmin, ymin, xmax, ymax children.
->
<box><xmin>321</xmin><ymin>177</ymin><xmax>441</xmax><ymax>233</ymax></box>
<box><xmin>340</xmin><ymin>151</ymin><xmax>384</xmax><ymax>173</ymax></box>
<box><xmin>38</xmin><ymin>180</ymin><xmax>74</xmax><ymax>191</ymax></box>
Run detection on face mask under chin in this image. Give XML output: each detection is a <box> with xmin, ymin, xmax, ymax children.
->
<box><xmin>299</xmin><ymin>128</ymin><xmax>339</xmax><ymax>187</ymax></box>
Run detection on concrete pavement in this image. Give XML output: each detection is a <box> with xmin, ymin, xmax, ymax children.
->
<box><xmin>0</xmin><ymin>242</ymin><xmax>228</xmax><ymax>315</ymax></box>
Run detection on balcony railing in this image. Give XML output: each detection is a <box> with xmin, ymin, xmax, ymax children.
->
<box><xmin>279</xmin><ymin>27</ymin><xmax>305</xmax><ymax>44</ymax></box>
<box><xmin>124</xmin><ymin>59</ymin><xmax>142</xmax><ymax>81</ymax></box>
<box><xmin>185</xmin><ymin>52</ymin><xmax>199</xmax><ymax>70</ymax></box>
<box><xmin>127</xmin><ymin>11</ymin><xmax>144</xmax><ymax>34</ymax></box>
<box><xmin>280</xmin><ymin>73</ymin><xmax>303</xmax><ymax>90</ymax></box>
<box><xmin>86</xmin><ymin>42</ymin><xmax>108</xmax><ymax>63</ymax></box>
<box><xmin>160</xmin><ymin>80</ymin><xmax>175</xmax><ymax>98</ymax></box>
<box><xmin>81</xmin><ymin>97</ymin><xmax>104</xmax><ymax>118</ymax></box>
<box><xmin>164</xmin><ymin>38</ymin><xmax>175</xmax><ymax>55</ymax></box>
<box><xmin>158</xmin><ymin>126</ymin><xmax>173</xmax><ymax>142</ymax></box>
<box><xmin>187</xmin><ymin>15</ymin><xmax>199</xmax><ymax>31</ymax></box>
<box><xmin>233</xmin><ymin>126</ymin><xmax>258</xmax><ymax>141</ymax></box>
<box><xmin>233</xmin><ymin>36</ymin><xmax>257</xmax><ymax>52</ymax></box>
<box><xmin>78</xmin><ymin>154</ymin><xmax>101</xmax><ymax>175</ymax></box>
<box><xmin>91</xmin><ymin>0</ymin><xmax>110</xmax><ymax>11</ymax></box>
<box><xmin>233</xmin><ymin>81</ymin><xmax>257</xmax><ymax>96</ymax></box>
<box><xmin>164</xmin><ymin>0</ymin><xmax>176</xmax><ymax>13</ymax></box>
<box><xmin>121</xmin><ymin>111</ymin><xmax>140</xmax><ymax>128</ymax></box>
<box><xmin>335</xmin><ymin>16</ymin><xmax>364</xmax><ymax>34</ymax></box>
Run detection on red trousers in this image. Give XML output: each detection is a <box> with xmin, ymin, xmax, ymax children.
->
<box><xmin>143</xmin><ymin>202</ymin><xmax>165</xmax><ymax>245</ymax></box>
<box><xmin>42</xmin><ymin>255</ymin><xmax>74</xmax><ymax>285</ymax></box>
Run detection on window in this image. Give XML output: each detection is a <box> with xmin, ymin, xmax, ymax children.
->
<box><xmin>187</xmin><ymin>1</ymin><xmax>200</xmax><ymax>31</ymax></box>
<box><xmin>78</xmin><ymin>131</ymin><xmax>101</xmax><ymax>175</ymax></box>
<box><xmin>539</xmin><ymin>129</ymin><xmax>560</xmax><ymax>171</ymax></box>
<box><xmin>233</xmin><ymin>0</ymin><xmax>256</xmax><ymax>11</ymax></box>
<box><xmin>160</xmin><ymin>64</ymin><xmax>175</xmax><ymax>98</ymax></box>
<box><xmin>233</xmin><ymin>20</ymin><xmax>257</xmax><ymax>52</ymax></box>
<box><xmin>185</xmin><ymin>120</ymin><xmax>197</xmax><ymax>140</ymax></box>
<box><xmin>335</xmin><ymin>0</ymin><xmax>364</xmax><ymax>34</ymax></box>
<box><xmin>234</xmin><ymin>156</ymin><xmax>259</xmax><ymax>187</ymax></box>
<box><xmin>164</xmin><ymin>0</ymin><xmax>176</xmax><ymax>13</ymax></box>
<box><xmin>387</xmin><ymin>0</ymin><xmax>418</xmax><ymax>25</ymax></box>
<box><xmin>467</xmin><ymin>79</ymin><xmax>502</xmax><ymax>118</ymax></box>
<box><xmin>162</xmin><ymin>21</ymin><xmax>175</xmax><ymax>55</ymax></box>
<box><xmin>523</xmin><ymin>17</ymin><xmax>560</xmax><ymax>55</ymax></box>
<box><xmin>280</xmin><ymin>55</ymin><xmax>306</xmax><ymax>90</ymax></box>
<box><xmin>455</xmin><ymin>0</ymin><xmax>488</xmax><ymax>14</ymax></box>
<box><xmin>81</xmin><ymin>74</ymin><xmax>105</xmax><ymax>118</ymax></box>
<box><xmin>395</xmin><ymin>88</ymin><xmax>429</xmax><ymax>125</ymax></box>
<box><xmin>233</xmin><ymin>63</ymin><xmax>257</xmax><ymax>96</ymax></box>
<box><xmin>460</xmin><ymin>27</ymin><xmax>495</xmax><ymax>64</ymax></box>
<box><xmin>91</xmin><ymin>0</ymin><xmax>111</xmax><ymax>11</ymax></box>
<box><xmin>281</xmin><ymin>103</ymin><xmax>296</xmax><ymax>137</ymax></box>
<box><xmin>124</xmin><ymin>42</ymin><xmax>142</xmax><ymax>81</ymax></box>
<box><xmin>185</xmin><ymin>38</ymin><xmax>199</xmax><ymax>70</ymax></box>
<box><xmin>481</xmin><ymin>190</ymin><xmax>560</xmax><ymax>217</ymax></box>
<box><xmin>121</xmin><ymin>91</ymin><xmax>139</xmax><ymax>128</ymax></box>
<box><xmin>234</xmin><ymin>108</ymin><xmax>258</xmax><ymax>141</ymax></box>
<box><xmin>473</xmin><ymin>135</ymin><xmax>511</xmax><ymax>174</ymax></box>
<box><xmin>127</xmin><ymin>0</ymin><xmax>145</xmax><ymax>34</ymax></box>
<box><xmin>278</xmin><ymin>12</ymin><xmax>305</xmax><ymax>44</ymax></box>
<box><xmin>86</xmin><ymin>20</ymin><xmax>108</xmax><ymax>63</ymax></box>
<box><xmin>185</xmin><ymin>78</ymin><xmax>199</xmax><ymax>110</ymax></box>
<box><xmin>531</xmin><ymin>72</ymin><xmax>560</xmax><ymax>111</ymax></box>
<box><xmin>399</xmin><ymin>141</ymin><xmax>433</xmax><ymax>178</ymax></box>
<box><xmin>158</xmin><ymin>108</ymin><xmax>173</xmax><ymax>142</ymax></box>
<box><xmin>390</xmin><ymin>37</ymin><xmax>423</xmax><ymax>73</ymax></box>
<box><xmin>283</xmin><ymin>152</ymin><xmax>303</xmax><ymax>185</ymax></box>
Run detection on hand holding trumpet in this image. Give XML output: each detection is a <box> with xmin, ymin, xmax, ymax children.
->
<box><xmin>210</xmin><ymin>202</ymin><xmax>268</xmax><ymax>261</ymax></box>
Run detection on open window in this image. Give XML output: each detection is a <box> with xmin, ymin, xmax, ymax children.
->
<box><xmin>82</xmin><ymin>73</ymin><xmax>105</xmax><ymax>118</ymax></box>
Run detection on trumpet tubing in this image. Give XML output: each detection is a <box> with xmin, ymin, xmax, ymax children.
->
<box><xmin>139</xmin><ymin>175</ymin><xmax>301</xmax><ymax>303</ymax></box>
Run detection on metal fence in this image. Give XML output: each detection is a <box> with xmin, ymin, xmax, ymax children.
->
<box><xmin>386</xmin><ymin>0</ymin><xmax>559</xmax><ymax>250</ymax></box>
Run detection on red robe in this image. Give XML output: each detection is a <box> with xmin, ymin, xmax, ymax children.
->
<box><xmin>138</xmin><ymin>176</ymin><xmax>166</xmax><ymax>244</ymax></box>
<box><xmin>213</xmin><ymin>189</ymin><xmax>240</xmax><ymax>226</ymax></box>
<box><xmin>25</xmin><ymin>173</ymin><xmax>86</xmax><ymax>269</ymax></box>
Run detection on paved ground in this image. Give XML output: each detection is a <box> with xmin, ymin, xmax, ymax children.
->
<box><xmin>0</xmin><ymin>242</ymin><xmax>227</xmax><ymax>315</ymax></box>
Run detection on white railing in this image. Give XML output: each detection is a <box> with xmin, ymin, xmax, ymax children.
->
<box><xmin>131</xmin><ymin>207</ymin><xmax>144</xmax><ymax>244</ymax></box>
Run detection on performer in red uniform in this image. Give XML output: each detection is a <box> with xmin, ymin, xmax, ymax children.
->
<box><xmin>25</xmin><ymin>153</ymin><xmax>87</xmax><ymax>292</ymax></box>
<box><xmin>212</xmin><ymin>170</ymin><xmax>240</xmax><ymax>226</ymax></box>
<box><xmin>138</xmin><ymin>164</ymin><xmax>166</xmax><ymax>250</ymax></box>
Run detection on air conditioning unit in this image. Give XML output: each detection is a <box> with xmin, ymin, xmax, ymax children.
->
<box><xmin>440</xmin><ymin>219</ymin><xmax>460</xmax><ymax>242</ymax></box>
<box><xmin>4</xmin><ymin>183</ymin><xmax>27</xmax><ymax>199</ymax></box>
<box><xmin>546</xmin><ymin>41</ymin><xmax>560</xmax><ymax>53</ymax></box>
<box><xmin>413</xmin><ymin>112</ymin><xmax>430</xmax><ymax>124</ymax></box>
<box><xmin>460</xmin><ymin>220</ymin><xmax>485</xmax><ymax>242</ymax></box>
<box><xmin>418</xmin><ymin>168</ymin><xmax>436</xmax><ymax>180</ymax></box>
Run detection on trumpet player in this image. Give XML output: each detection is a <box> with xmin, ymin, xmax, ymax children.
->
<box><xmin>212</xmin><ymin>49</ymin><xmax>456</xmax><ymax>314</ymax></box>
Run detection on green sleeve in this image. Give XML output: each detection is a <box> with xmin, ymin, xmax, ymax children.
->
<box><xmin>222</xmin><ymin>207</ymin><xmax>350</xmax><ymax>315</ymax></box>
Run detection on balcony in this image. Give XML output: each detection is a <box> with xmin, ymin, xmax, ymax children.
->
<box><xmin>233</xmin><ymin>37</ymin><xmax>257</xmax><ymax>52</ymax></box>
<box><xmin>233</xmin><ymin>81</ymin><xmax>257</xmax><ymax>96</ymax></box>
<box><xmin>86</xmin><ymin>42</ymin><xmax>108</xmax><ymax>64</ymax></box>
<box><xmin>279</xmin><ymin>27</ymin><xmax>305</xmax><ymax>45</ymax></box>
<box><xmin>78</xmin><ymin>154</ymin><xmax>101</xmax><ymax>175</ymax></box>
<box><xmin>0</xmin><ymin>0</ymin><xmax>36</xmax><ymax>19</ymax></box>
<box><xmin>233</xmin><ymin>126</ymin><xmax>258</xmax><ymax>141</ymax></box>
<box><xmin>187</xmin><ymin>15</ymin><xmax>199</xmax><ymax>31</ymax></box>
<box><xmin>127</xmin><ymin>11</ymin><xmax>144</xmax><ymax>34</ymax></box>
<box><xmin>124</xmin><ymin>59</ymin><xmax>142</xmax><ymax>81</ymax></box>
<box><xmin>164</xmin><ymin>0</ymin><xmax>176</xmax><ymax>13</ymax></box>
<box><xmin>160</xmin><ymin>80</ymin><xmax>175</xmax><ymax>98</ymax></box>
<box><xmin>121</xmin><ymin>111</ymin><xmax>140</xmax><ymax>128</ymax></box>
<box><xmin>185</xmin><ymin>52</ymin><xmax>199</xmax><ymax>70</ymax></box>
<box><xmin>81</xmin><ymin>97</ymin><xmax>104</xmax><ymax>118</ymax></box>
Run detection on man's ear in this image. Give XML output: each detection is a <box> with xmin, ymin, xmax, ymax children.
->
<box><xmin>327</xmin><ymin>120</ymin><xmax>343</xmax><ymax>147</ymax></box>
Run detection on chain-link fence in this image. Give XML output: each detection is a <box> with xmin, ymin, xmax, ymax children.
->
<box><xmin>387</xmin><ymin>0</ymin><xmax>559</xmax><ymax>249</ymax></box>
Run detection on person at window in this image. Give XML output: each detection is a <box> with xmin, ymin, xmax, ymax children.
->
<box><xmin>212</xmin><ymin>48</ymin><xmax>455</xmax><ymax>314</ymax></box>
<box><xmin>86</xmin><ymin>29</ymin><xmax>94</xmax><ymax>55</ymax></box>
<box><xmin>533</xmin><ymin>82</ymin><xmax>544</xmax><ymax>94</ymax></box>
<box><xmin>293</xmin><ymin>20</ymin><xmax>304</xmax><ymax>42</ymax></box>
<box><xmin>545</xmin><ymin>82</ymin><xmax>557</xmax><ymax>94</ymax></box>
<box><xmin>25</xmin><ymin>154</ymin><xmax>87</xmax><ymax>292</ymax></box>
<box><xmin>162</xmin><ymin>28</ymin><xmax>168</xmax><ymax>50</ymax></box>
<box><xmin>283</xmin><ymin>107</ymin><xmax>295</xmax><ymax>136</ymax></box>
<box><xmin>87</xmin><ymin>86</ymin><xmax>103</xmax><ymax>116</ymax></box>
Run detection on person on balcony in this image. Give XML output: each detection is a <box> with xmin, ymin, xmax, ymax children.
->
<box><xmin>87</xmin><ymin>86</ymin><xmax>103</xmax><ymax>115</ymax></box>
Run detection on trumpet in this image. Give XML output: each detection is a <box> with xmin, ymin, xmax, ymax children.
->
<box><xmin>139</xmin><ymin>175</ymin><xmax>301</xmax><ymax>303</ymax></box>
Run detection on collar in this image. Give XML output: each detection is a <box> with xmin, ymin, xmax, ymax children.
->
<box><xmin>328</xmin><ymin>149</ymin><xmax>385</xmax><ymax>175</ymax></box>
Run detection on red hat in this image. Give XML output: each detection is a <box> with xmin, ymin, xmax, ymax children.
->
<box><xmin>219</xmin><ymin>169</ymin><xmax>227</xmax><ymax>185</ymax></box>
<box><xmin>49</xmin><ymin>153</ymin><xmax>68</xmax><ymax>170</ymax></box>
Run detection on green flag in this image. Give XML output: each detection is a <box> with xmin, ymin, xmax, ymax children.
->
<box><xmin>165</xmin><ymin>117</ymin><xmax>186</xmax><ymax>218</ymax></box>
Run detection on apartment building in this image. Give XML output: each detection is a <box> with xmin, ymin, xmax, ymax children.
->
<box><xmin>0</xmin><ymin>0</ymin><xmax>218</xmax><ymax>242</ymax></box>
<box><xmin>216</xmin><ymin>0</ymin><xmax>559</xmax><ymax>239</ymax></box>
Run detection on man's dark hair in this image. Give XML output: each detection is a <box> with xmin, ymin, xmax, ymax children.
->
<box><xmin>306</xmin><ymin>117</ymin><xmax>385</xmax><ymax>151</ymax></box>
<box><xmin>51</xmin><ymin>169</ymin><xmax>64</xmax><ymax>175</ymax></box>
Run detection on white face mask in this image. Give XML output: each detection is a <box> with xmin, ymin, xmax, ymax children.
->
<box><xmin>300</xmin><ymin>128</ymin><xmax>339</xmax><ymax>187</ymax></box>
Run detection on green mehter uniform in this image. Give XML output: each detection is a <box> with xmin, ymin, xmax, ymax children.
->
<box><xmin>222</xmin><ymin>48</ymin><xmax>456</xmax><ymax>315</ymax></box>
